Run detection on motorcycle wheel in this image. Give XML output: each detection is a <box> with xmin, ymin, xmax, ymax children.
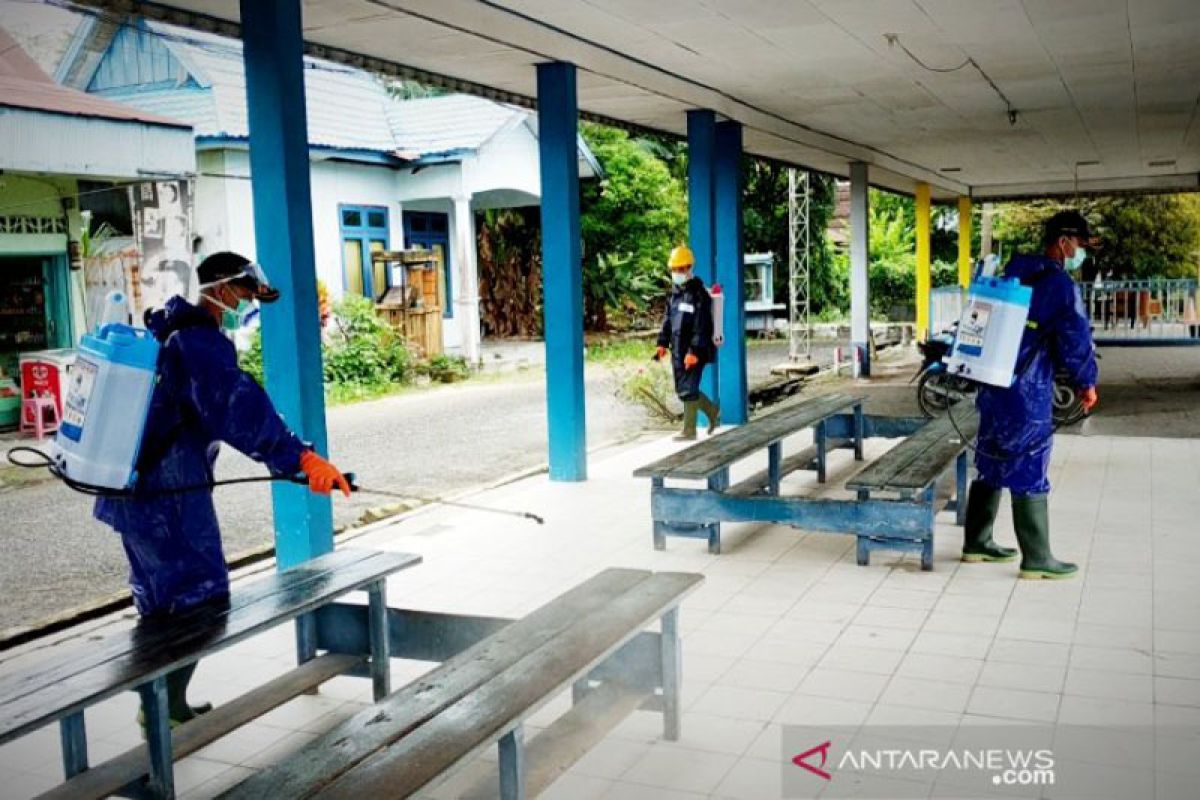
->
<box><xmin>1053</xmin><ymin>379</ymin><xmax>1087</xmax><ymax>426</ymax></box>
<box><xmin>917</xmin><ymin>371</ymin><xmax>973</xmax><ymax>418</ymax></box>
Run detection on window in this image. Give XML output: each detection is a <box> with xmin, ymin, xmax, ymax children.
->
<box><xmin>744</xmin><ymin>256</ymin><xmax>774</xmax><ymax>306</ymax></box>
<box><xmin>340</xmin><ymin>205</ymin><xmax>389</xmax><ymax>300</ymax></box>
<box><xmin>403</xmin><ymin>211</ymin><xmax>453</xmax><ymax>319</ymax></box>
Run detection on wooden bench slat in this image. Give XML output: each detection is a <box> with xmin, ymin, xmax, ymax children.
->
<box><xmin>847</xmin><ymin>410</ymin><xmax>979</xmax><ymax>493</ymax></box>
<box><xmin>220</xmin><ymin>568</ymin><xmax>658</xmax><ymax>800</ymax></box>
<box><xmin>34</xmin><ymin>652</ymin><xmax>363</xmax><ymax>800</ymax></box>
<box><xmin>633</xmin><ymin>393</ymin><xmax>864</xmax><ymax>480</ymax></box>
<box><xmin>0</xmin><ymin>548</ymin><xmax>375</xmax><ymax>705</ymax></box>
<box><xmin>0</xmin><ymin>550</ymin><xmax>420</xmax><ymax>743</ymax></box>
<box><xmin>307</xmin><ymin>572</ymin><xmax>703</xmax><ymax>799</ymax></box>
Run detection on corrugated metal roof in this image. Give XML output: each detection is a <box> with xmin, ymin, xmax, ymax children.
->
<box><xmin>0</xmin><ymin>26</ymin><xmax>187</xmax><ymax>128</ymax></box>
<box><xmin>386</xmin><ymin>94</ymin><xmax>525</xmax><ymax>159</ymax></box>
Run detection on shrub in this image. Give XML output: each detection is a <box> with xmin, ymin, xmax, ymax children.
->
<box><xmin>419</xmin><ymin>354</ymin><xmax>471</xmax><ymax>383</ymax></box>
<box><xmin>616</xmin><ymin>362</ymin><xmax>681</xmax><ymax>424</ymax></box>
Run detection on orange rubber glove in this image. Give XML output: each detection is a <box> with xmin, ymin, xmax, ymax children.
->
<box><xmin>654</xmin><ymin>346</ymin><xmax>668</xmax><ymax>361</ymax></box>
<box><xmin>1078</xmin><ymin>386</ymin><xmax>1098</xmax><ymax>412</ymax></box>
<box><xmin>683</xmin><ymin>352</ymin><xmax>699</xmax><ymax>370</ymax></box>
<box><xmin>299</xmin><ymin>450</ymin><xmax>351</xmax><ymax>497</ymax></box>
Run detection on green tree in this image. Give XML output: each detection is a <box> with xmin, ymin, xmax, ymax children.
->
<box><xmin>579</xmin><ymin>123</ymin><xmax>687</xmax><ymax>330</ymax></box>
<box><xmin>993</xmin><ymin>195</ymin><xmax>1200</xmax><ymax>279</ymax></box>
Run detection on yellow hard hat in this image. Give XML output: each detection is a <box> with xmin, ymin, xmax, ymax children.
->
<box><xmin>668</xmin><ymin>245</ymin><xmax>695</xmax><ymax>270</ymax></box>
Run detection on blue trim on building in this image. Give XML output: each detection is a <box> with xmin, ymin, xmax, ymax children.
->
<box><xmin>195</xmin><ymin>136</ymin><xmax>408</xmax><ymax>166</ymax></box>
<box><xmin>241</xmin><ymin>0</ymin><xmax>333</xmax><ymax>567</ymax></box>
<box><xmin>714</xmin><ymin>120</ymin><xmax>747</xmax><ymax>425</ymax></box>
<box><xmin>339</xmin><ymin>204</ymin><xmax>390</xmax><ymax>299</ymax></box>
<box><xmin>537</xmin><ymin>61</ymin><xmax>587</xmax><ymax>482</ymax></box>
<box><xmin>403</xmin><ymin>211</ymin><xmax>453</xmax><ymax>319</ymax></box>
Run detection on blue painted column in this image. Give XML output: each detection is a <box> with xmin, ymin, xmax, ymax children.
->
<box><xmin>537</xmin><ymin>61</ymin><xmax>586</xmax><ymax>481</ymax></box>
<box><xmin>714</xmin><ymin>120</ymin><xmax>747</xmax><ymax>424</ymax></box>
<box><xmin>687</xmin><ymin>110</ymin><xmax>719</xmax><ymax>424</ymax></box>
<box><xmin>241</xmin><ymin>0</ymin><xmax>332</xmax><ymax>566</ymax></box>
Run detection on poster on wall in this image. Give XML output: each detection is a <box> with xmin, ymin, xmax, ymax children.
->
<box><xmin>129</xmin><ymin>179</ymin><xmax>195</xmax><ymax>313</ymax></box>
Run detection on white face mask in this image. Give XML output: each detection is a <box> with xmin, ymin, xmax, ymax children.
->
<box><xmin>1064</xmin><ymin>244</ymin><xmax>1087</xmax><ymax>271</ymax></box>
<box><xmin>671</xmin><ymin>271</ymin><xmax>690</xmax><ymax>286</ymax></box>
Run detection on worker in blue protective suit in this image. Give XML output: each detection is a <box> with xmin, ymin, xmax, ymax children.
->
<box><xmin>655</xmin><ymin>245</ymin><xmax>720</xmax><ymax>440</ymax></box>
<box><xmin>95</xmin><ymin>252</ymin><xmax>351</xmax><ymax>725</ymax></box>
<box><xmin>963</xmin><ymin>211</ymin><xmax>1099</xmax><ymax>579</ymax></box>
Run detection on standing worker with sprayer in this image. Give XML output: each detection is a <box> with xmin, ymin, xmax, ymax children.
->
<box><xmin>94</xmin><ymin>251</ymin><xmax>351</xmax><ymax>727</ymax></box>
<box><xmin>962</xmin><ymin>211</ymin><xmax>1099</xmax><ymax>579</ymax></box>
<box><xmin>654</xmin><ymin>245</ymin><xmax>720</xmax><ymax>441</ymax></box>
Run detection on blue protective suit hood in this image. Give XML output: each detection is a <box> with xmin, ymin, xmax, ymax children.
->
<box><xmin>973</xmin><ymin>254</ymin><xmax>1098</xmax><ymax>495</ymax></box>
<box><xmin>95</xmin><ymin>296</ymin><xmax>307</xmax><ymax>617</ymax></box>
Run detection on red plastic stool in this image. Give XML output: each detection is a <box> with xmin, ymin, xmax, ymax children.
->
<box><xmin>20</xmin><ymin>396</ymin><xmax>60</xmax><ymax>440</ymax></box>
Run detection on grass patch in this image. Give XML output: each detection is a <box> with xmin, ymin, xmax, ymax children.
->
<box><xmin>586</xmin><ymin>337</ymin><xmax>657</xmax><ymax>365</ymax></box>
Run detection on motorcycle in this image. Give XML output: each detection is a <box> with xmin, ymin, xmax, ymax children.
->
<box><xmin>914</xmin><ymin>327</ymin><xmax>1090</xmax><ymax>426</ymax></box>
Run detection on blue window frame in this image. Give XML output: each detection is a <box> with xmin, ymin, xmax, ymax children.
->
<box><xmin>339</xmin><ymin>204</ymin><xmax>390</xmax><ymax>300</ymax></box>
<box><xmin>402</xmin><ymin>211</ymin><xmax>453</xmax><ymax>318</ymax></box>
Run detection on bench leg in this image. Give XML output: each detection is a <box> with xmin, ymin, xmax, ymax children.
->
<box><xmin>954</xmin><ymin>451</ymin><xmax>969</xmax><ymax>526</ymax></box>
<box><xmin>368</xmin><ymin>579</ymin><xmax>391</xmax><ymax>701</ymax></box>
<box><xmin>853</xmin><ymin>403</ymin><xmax>865</xmax><ymax>461</ymax></box>
<box><xmin>706</xmin><ymin>470</ymin><xmax>728</xmax><ymax>555</ymax></box>
<box><xmin>295</xmin><ymin>612</ymin><xmax>318</xmax><ymax>666</ymax></box>
<box><xmin>660</xmin><ymin>607</ymin><xmax>681</xmax><ymax>741</ymax></box>
<box><xmin>922</xmin><ymin>485</ymin><xmax>937</xmax><ymax>571</ymax></box>
<box><xmin>498</xmin><ymin>726</ymin><xmax>526</xmax><ymax>800</ymax></box>
<box><xmin>138</xmin><ymin>677</ymin><xmax>174</xmax><ymax>799</ymax></box>
<box><xmin>815</xmin><ymin>420</ymin><xmax>828</xmax><ymax>482</ymax></box>
<box><xmin>856</xmin><ymin>536</ymin><xmax>870</xmax><ymax>567</ymax></box>
<box><xmin>767</xmin><ymin>442</ymin><xmax>782</xmax><ymax>496</ymax></box>
<box><xmin>59</xmin><ymin>711</ymin><xmax>88</xmax><ymax>779</ymax></box>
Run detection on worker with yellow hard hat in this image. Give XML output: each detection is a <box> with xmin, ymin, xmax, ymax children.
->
<box><xmin>654</xmin><ymin>245</ymin><xmax>720</xmax><ymax>440</ymax></box>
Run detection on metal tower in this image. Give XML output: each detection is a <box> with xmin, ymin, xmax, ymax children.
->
<box><xmin>787</xmin><ymin>168</ymin><xmax>812</xmax><ymax>361</ymax></box>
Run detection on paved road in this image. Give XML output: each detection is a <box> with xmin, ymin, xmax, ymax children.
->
<box><xmin>0</xmin><ymin>367</ymin><xmax>649</xmax><ymax>634</ymax></box>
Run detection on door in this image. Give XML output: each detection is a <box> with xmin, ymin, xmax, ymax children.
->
<box><xmin>403</xmin><ymin>211</ymin><xmax>452</xmax><ymax>318</ymax></box>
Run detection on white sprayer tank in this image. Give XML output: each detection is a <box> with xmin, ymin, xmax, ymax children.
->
<box><xmin>54</xmin><ymin>319</ymin><xmax>160</xmax><ymax>490</ymax></box>
<box><xmin>945</xmin><ymin>276</ymin><xmax>1033</xmax><ymax>388</ymax></box>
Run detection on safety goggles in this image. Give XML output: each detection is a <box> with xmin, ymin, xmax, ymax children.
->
<box><xmin>198</xmin><ymin>261</ymin><xmax>280</xmax><ymax>303</ymax></box>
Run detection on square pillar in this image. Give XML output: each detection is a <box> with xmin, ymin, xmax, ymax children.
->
<box><xmin>241</xmin><ymin>0</ymin><xmax>332</xmax><ymax>566</ymax></box>
<box><xmin>714</xmin><ymin>120</ymin><xmax>747</xmax><ymax>425</ymax></box>
<box><xmin>686</xmin><ymin>109</ymin><xmax>718</xmax><ymax>424</ymax></box>
<box><xmin>452</xmin><ymin>193</ymin><xmax>481</xmax><ymax>366</ymax></box>
<box><xmin>957</xmin><ymin>196</ymin><xmax>973</xmax><ymax>288</ymax></box>
<box><xmin>536</xmin><ymin>61</ymin><xmax>586</xmax><ymax>481</ymax></box>
<box><xmin>916</xmin><ymin>182</ymin><xmax>932</xmax><ymax>340</ymax></box>
<box><xmin>849</xmin><ymin>162</ymin><xmax>871</xmax><ymax>377</ymax></box>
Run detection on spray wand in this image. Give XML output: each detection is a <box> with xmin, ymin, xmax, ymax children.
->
<box><xmin>6</xmin><ymin>447</ymin><xmax>544</xmax><ymax>525</ymax></box>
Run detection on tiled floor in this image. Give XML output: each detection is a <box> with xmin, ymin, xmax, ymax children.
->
<box><xmin>1</xmin><ymin>426</ymin><xmax>1198</xmax><ymax>798</ymax></box>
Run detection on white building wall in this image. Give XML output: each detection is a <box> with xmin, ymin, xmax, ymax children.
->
<box><xmin>194</xmin><ymin>150</ymin><xmax>403</xmax><ymax>300</ymax></box>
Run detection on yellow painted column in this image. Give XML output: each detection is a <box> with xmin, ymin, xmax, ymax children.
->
<box><xmin>915</xmin><ymin>182</ymin><xmax>931</xmax><ymax>339</ymax></box>
<box><xmin>957</xmin><ymin>196</ymin><xmax>973</xmax><ymax>289</ymax></box>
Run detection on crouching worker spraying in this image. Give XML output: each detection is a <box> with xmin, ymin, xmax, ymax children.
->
<box><xmin>963</xmin><ymin>212</ymin><xmax>1099</xmax><ymax>579</ymax></box>
<box><xmin>94</xmin><ymin>252</ymin><xmax>351</xmax><ymax>727</ymax></box>
<box><xmin>655</xmin><ymin>245</ymin><xmax>720</xmax><ymax>441</ymax></box>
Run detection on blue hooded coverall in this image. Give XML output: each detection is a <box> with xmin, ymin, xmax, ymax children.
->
<box><xmin>974</xmin><ymin>255</ymin><xmax>1098</xmax><ymax>496</ymax></box>
<box><xmin>95</xmin><ymin>296</ymin><xmax>306</xmax><ymax>618</ymax></box>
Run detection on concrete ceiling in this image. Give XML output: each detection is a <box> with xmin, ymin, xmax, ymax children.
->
<box><xmin>74</xmin><ymin>0</ymin><xmax>1200</xmax><ymax>200</ymax></box>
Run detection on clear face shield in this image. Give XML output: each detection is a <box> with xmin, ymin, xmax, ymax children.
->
<box><xmin>199</xmin><ymin>262</ymin><xmax>278</xmax><ymax>331</ymax></box>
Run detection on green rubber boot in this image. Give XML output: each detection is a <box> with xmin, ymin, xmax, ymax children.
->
<box><xmin>137</xmin><ymin>663</ymin><xmax>213</xmax><ymax>732</ymax></box>
<box><xmin>961</xmin><ymin>481</ymin><xmax>1017</xmax><ymax>563</ymax></box>
<box><xmin>1012</xmin><ymin>494</ymin><xmax>1077</xmax><ymax>580</ymax></box>
<box><xmin>674</xmin><ymin>401</ymin><xmax>698</xmax><ymax>441</ymax></box>
<box><xmin>697</xmin><ymin>393</ymin><xmax>721</xmax><ymax>435</ymax></box>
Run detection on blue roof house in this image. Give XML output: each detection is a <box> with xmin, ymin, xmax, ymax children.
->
<box><xmin>56</xmin><ymin>17</ymin><xmax>599</xmax><ymax>363</ymax></box>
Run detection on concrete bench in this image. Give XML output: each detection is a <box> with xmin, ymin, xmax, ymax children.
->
<box><xmin>636</xmin><ymin>400</ymin><xmax>978</xmax><ymax>568</ymax></box>
<box><xmin>847</xmin><ymin>410</ymin><xmax>979</xmax><ymax>569</ymax></box>
<box><xmin>221</xmin><ymin>568</ymin><xmax>703</xmax><ymax>800</ymax></box>
<box><xmin>634</xmin><ymin>393</ymin><xmax>866</xmax><ymax>553</ymax></box>
<box><xmin>0</xmin><ymin>548</ymin><xmax>420</xmax><ymax>800</ymax></box>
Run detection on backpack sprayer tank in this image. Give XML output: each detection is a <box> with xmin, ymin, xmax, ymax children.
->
<box><xmin>52</xmin><ymin>292</ymin><xmax>160</xmax><ymax>490</ymax></box>
<box><xmin>945</xmin><ymin>276</ymin><xmax>1033</xmax><ymax>388</ymax></box>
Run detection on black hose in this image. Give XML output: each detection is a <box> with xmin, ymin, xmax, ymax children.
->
<box><xmin>6</xmin><ymin>447</ymin><xmax>545</xmax><ymax>524</ymax></box>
